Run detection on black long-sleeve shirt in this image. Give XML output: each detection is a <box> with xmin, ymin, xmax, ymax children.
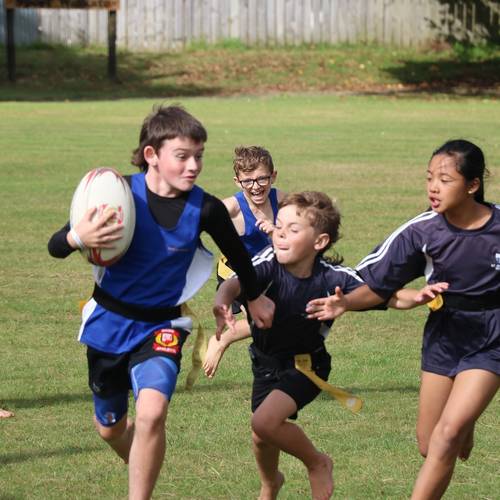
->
<box><xmin>48</xmin><ymin>178</ymin><xmax>260</xmax><ymax>301</ymax></box>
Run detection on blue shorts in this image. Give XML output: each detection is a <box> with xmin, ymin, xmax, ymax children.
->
<box><xmin>422</xmin><ymin>309</ymin><xmax>500</xmax><ymax>377</ymax></box>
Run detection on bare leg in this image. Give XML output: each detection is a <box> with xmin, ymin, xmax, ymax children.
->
<box><xmin>0</xmin><ymin>408</ymin><xmax>14</xmax><ymax>419</ymax></box>
<box><xmin>416</xmin><ymin>372</ymin><xmax>475</xmax><ymax>461</ymax></box>
<box><xmin>416</xmin><ymin>371</ymin><xmax>453</xmax><ymax>457</ymax></box>
<box><xmin>252</xmin><ymin>430</ymin><xmax>285</xmax><ymax>500</ymax></box>
<box><xmin>128</xmin><ymin>388</ymin><xmax>169</xmax><ymax>500</ymax></box>
<box><xmin>95</xmin><ymin>414</ymin><xmax>135</xmax><ymax>464</ymax></box>
<box><xmin>411</xmin><ymin>369</ymin><xmax>499</xmax><ymax>500</ymax></box>
<box><xmin>252</xmin><ymin>390</ymin><xmax>334</xmax><ymax>500</ymax></box>
<box><xmin>203</xmin><ymin>319</ymin><xmax>251</xmax><ymax>378</ymax></box>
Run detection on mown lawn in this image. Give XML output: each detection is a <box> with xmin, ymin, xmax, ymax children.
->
<box><xmin>0</xmin><ymin>94</ymin><xmax>498</xmax><ymax>499</ymax></box>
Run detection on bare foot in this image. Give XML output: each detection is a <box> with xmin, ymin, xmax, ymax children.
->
<box><xmin>0</xmin><ymin>408</ymin><xmax>14</xmax><ymax>419</ymax></box>
<box><xmin>203</xmin><ymin>335</ymin><xmax>227</xmax><ymax>378</ymax></box>
<box><xmin>307</xmin><ymin>453</ymin><xmax>334</xmax><ymax>500</ymax></box>
<box><xmin>258</xmin><ymin>471</ymin><xmax>285</xmax><ymax>500</ymax></box>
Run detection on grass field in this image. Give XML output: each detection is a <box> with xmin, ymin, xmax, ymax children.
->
<box><xmin>0</xmin><ymin>94</ymin><xmax>499</xmax><ymax>499</ymax></box>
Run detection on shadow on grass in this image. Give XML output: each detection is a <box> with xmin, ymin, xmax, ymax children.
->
<box><xmin>381</xmin><ymin>56</ymin><xmax>500</xmax><ymax>97</ymax></box>
<box><xmin>176</xmin><ymin>380</ymin><xmax>251</xmax><ymax>395</ymax></box>
<box><xmin>0</xmin><ymin>445</ymin><xmax>101</xmax><ymax>465</ymax></box>
<box><xmin>0</xmin><ymin>44</ymin><xmax>221</xmax><ymax>101</ymax></box>
<box><xmin>1</xmin><ymin>391</ymin><xmax>90</xmax><ymax>409</ymax></box>
<box><xmin>1</xmin><ymin>42</ymin><xmax>499</xmax><ymax>101</ymax></box>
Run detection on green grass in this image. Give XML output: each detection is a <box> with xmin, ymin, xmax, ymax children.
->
<box><xmin>0</xmin><ymin>42</ymin><xmax>498</xmax><ymax>100</ymax></box>
<box><xmin>0</xmin><ymin>94</ymin><xmax>499</xmax><ymax>499</ymax></box>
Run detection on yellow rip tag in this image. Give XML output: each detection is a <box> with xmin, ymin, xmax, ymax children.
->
<box><xmin>217</xmin><ymin>255</ymin><xmax>234</xmax><ymax>280</ymax></box>
<box><xmin>427</xmin><ymin>294</ymin><xmax>443</xmax><ymax>312</ymax></box>
<box><xmin>183</xmin><ymin>303</ymin><xmax>207</xmax><ymax>391</ymax></box>
<box><xmin>294</xmin><ymin>353</ymin><xmax>363</xmax><ymax>414</ymax></box>
<box><xmin>78</xmin><ymin>299</ymin><xmax>90</xmax><ymax>314</ymax></box>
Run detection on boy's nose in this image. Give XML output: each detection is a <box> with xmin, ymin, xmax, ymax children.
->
<box><xmin>187</xmin><ymin>157</ymin><xmax>200</xmax><ymax>171</ymax></box>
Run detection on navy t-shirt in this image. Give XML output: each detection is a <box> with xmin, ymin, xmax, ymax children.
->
<box><xmin>250</xmin><ymin>246</ymin><xmax>365</xmax><ymax>357</ymax></box>
<box><xmin>356</xmin><ymin>205</ymin><xmax>500</xmax><ymax>299</ymax></box>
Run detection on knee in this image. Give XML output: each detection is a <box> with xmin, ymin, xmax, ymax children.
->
<box><xmin>135</xmin><ymin>401</ymin><xmax>168</xmax><ymax>433</ymax></box>
<box><xmin>251</xmin><ymin>413</ymin><xmax>273</xmax><ymax>441</ymax></box>
<box><xmin>252</xmin><ymin>430</ymin><xmax>266</xmax><ymax>448</ymax></box>
<box><xmin>432</xmin><ymin>420</ymin><xmax>464</xmax><ymax>452</ymax></box>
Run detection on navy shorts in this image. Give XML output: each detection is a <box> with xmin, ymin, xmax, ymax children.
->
<box><xmin>422</xmin><ymin>309</ymin><xmax>500</xmax><ymax>377</ymax></box>
<box><xmin>250</xmin><ymin>347</ymin><xmax>331</xmax><ymax>420</ymax></box>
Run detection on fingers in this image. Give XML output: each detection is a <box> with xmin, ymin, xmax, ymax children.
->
<box><xmin>255</xmin><ymin>218</ymin><xmax>274</xmax><ymax>234</ymax></box>
<box><xmin>305</xmin><ymin>299</ymin><xmax>325</xmax><ymax>319</ymax></box>
<box><xmin>77</xmin><ymin>206</ymin><xmax>124</xmax><ymax>248</ymax></box>
<box><xmin>213</xmin><ymin>305</ymin><xmax>235</xmax><ymax>339</ymax></box>
<box><xmin>306</xmin><ymin>298</ymin><xmax>327</xmax><ymax>308</ymax></box>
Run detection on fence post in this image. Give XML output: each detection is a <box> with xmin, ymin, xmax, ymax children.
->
<box><xmin>5</xmin><ymin>7</ymin><xmax>16</xmax><ymax>82</ymax></box>
<box><xmin>108</xmin><ymin>8</ymin><xmax>117</xmax><ymax>80</ymax></box>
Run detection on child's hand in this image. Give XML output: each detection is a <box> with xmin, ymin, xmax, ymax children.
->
<box><xmin>69</xmin><ymin>207</ymin><xmax>123</xmax><ymax>249</ymax></box>
<box><xmin>255</xmin><ymin>218</ymin><xmax>275</xmax><ymax>235</ymax></box>
<box><xmin>212</xmin><ymin>304</ymin><xmax>236</xmax><ymax>339</ymax></box>
<box><xmin>414</xmin><ymin>282</ymin><xmax>449</xmax><ymax>305</ymax></box>
<box><xmin>306</xmin><ymin>286</ymin><xmax>347</xmax><ymax>320</ymax></box>
<box><xmin>247</xmin><ymin>294</ymin><xmax>275</xmax><ymax>329</ymax></box>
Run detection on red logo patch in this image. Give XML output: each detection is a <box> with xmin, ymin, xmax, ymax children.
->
<box><xmin>153</xmin><ymin>329</ymin><xmax>180</xmax><ymax>354</ymax></box>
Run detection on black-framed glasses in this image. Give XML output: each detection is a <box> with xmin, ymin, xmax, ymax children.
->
<box><xmin>238</xmin><ymin>175</ymin><xmax>272</xmax><ymax>189</ymax></box>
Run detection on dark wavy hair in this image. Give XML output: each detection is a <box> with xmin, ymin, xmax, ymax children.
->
<box><xmin>131</xmin><ymin>104</ymin><xmax>207</xmax><ymax>171</ymax></box>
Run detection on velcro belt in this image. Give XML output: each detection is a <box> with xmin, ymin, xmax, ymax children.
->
<box><xmin>92</xmin><ymin>285</ymin><xmax>181</xmax><ymax>322</ymax></box>
<box><xmin>217</xmin><ymin>255</ymin><xmax>235</xmax><ymax>281</ymax></box>
<box><xmin>428</xmin><ymin>291</ymin><xmax>500</xmax><ymax>312</ymax></box>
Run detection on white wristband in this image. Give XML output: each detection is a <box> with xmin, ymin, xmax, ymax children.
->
<box><xmin>70</xmin><ymin>228</ymin><xmax>85</xmax><ymax>250</ymax></box>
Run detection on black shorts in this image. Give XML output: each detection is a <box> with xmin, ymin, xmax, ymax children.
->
<box><xmin>87</xmin><ymin>328</ymin><xmax>189</xmax><ymax>398</ymax></box>
<box><xmin>250</xmin><ymin>345</ymin><xmax>331</xmax><ymax>420</ymax></box>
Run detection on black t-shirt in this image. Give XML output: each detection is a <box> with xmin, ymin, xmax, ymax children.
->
<box><xmin>251</xmin><ymin>246</ymin><xmax>365</xmax><ymax>356</ymax></box>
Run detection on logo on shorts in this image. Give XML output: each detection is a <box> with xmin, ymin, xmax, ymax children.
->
<box><xmin>105</xmin><ymin>412</ymin><xmax>117</xmax><ymax>425</ymax></box>
<box><xmin>491</xmin><ymin>252</ymin><xmax>500</xmax><ymax>271</ymax></box>
<box><xmin>153</xmin><ymin>329</ymin><xmax>181</xmax><ymax>355</ymax></box>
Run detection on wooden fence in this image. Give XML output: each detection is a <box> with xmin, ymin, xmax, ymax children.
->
<box><xmin>1</xmin><ymin>0</ymin><xmax>498</xmax><ymax>49</ymax></box>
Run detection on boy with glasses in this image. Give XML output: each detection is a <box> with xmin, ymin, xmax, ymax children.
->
<box><xmin>203</xmin><ymin>146</ymin><xmax>285</xmax><ymax>378</ymax></box>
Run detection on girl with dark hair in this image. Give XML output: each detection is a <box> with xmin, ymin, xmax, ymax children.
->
<box><xmin>307</xmin><ymin>139</ymin><xmax>499</xmax><ymax>499</ymax></box>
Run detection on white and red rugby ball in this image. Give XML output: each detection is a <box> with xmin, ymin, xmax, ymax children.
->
<box><xmin>70</xmin><ymin>167</ymin><xmax>136</xmax><ymax>266</ymax></box>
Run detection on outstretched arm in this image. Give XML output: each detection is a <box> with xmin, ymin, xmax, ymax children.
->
<box><xmin>306</xmin><ymin>284</ymin><xmax>385</xmax><ymax>321</ymax></box>
<box><xmin>389</xmin><ymin>282</ymin><xmax>449</xmax><ymax>310</ymax></box>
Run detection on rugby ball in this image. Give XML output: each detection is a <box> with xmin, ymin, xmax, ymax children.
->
<box><xmin>70</xmin><ymin>167</ymin><xmax>136</xmax><ymax>266</ymax></box>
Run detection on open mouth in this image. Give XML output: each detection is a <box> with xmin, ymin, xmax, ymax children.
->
<box><xmin>429</xmin><ymin>197</ymin><xmax>440</xmax><ymax>209</ymax></box>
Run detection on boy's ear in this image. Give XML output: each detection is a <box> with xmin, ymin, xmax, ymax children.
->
<box><xmin>233</xmin><ymin>175</ymin><xmax>240</xmax><ymax>187</ymax></box>
<box><xmin>271</xmin><ymin>171</ymin><xmax>277</xmax><ymax>183</ymax></box>
<box><xmin>144</xmin><ymin>145</ymin><xmax>158</xmax><ymax>166</ymax></box>
<box><xmin>314</xmin><ymin>233</ymin><xmax>330</xmax><ymax>252</ymax></box>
